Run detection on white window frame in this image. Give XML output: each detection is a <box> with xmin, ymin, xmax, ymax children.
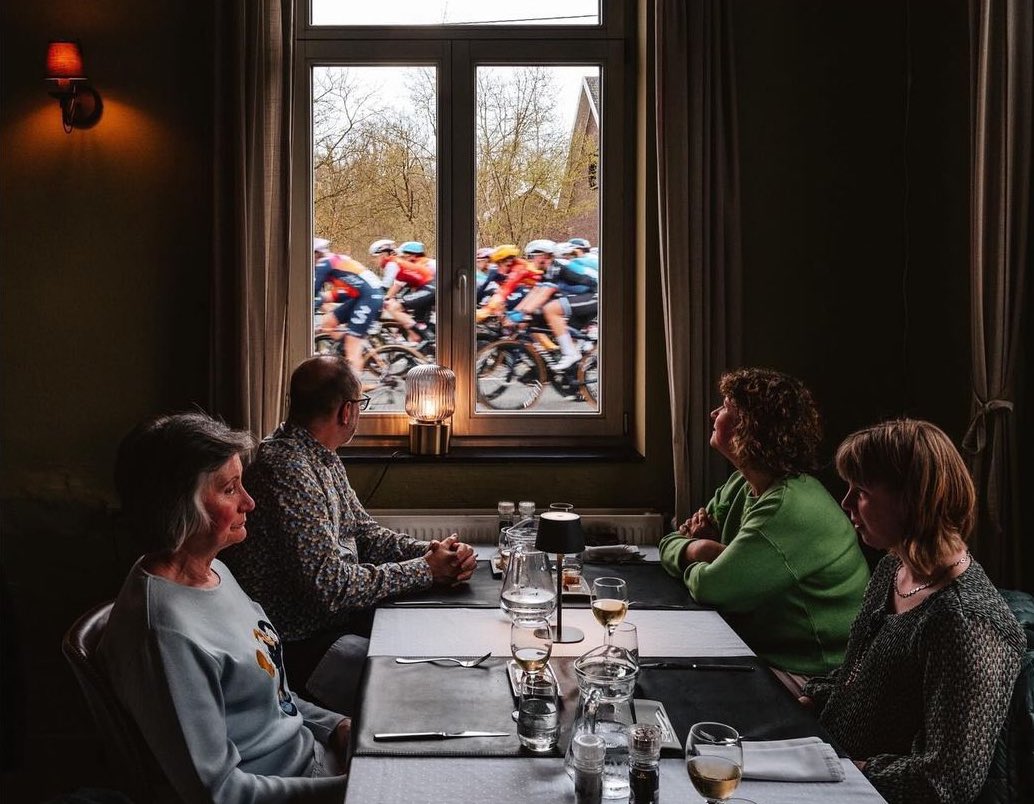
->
<box><xmin>289</xmin><ymin>1</ymin><xmax>635</xmax><ymax>446</ymax></box>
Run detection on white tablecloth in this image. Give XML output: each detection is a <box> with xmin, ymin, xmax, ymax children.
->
<box><xmin>345</xmin><ymin>756</ymin><xmax>887</xmax><ymax>803</ymax></box>
<box><xmin>368</xmin><ymin>607</ymin><xmax>754</xmax><ymax>658</ymax></box>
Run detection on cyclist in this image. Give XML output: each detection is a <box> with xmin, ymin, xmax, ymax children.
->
<box><xmin>476</xmin><ymin>244</ymin><xmax>543</xmax><ymax>322</ymax></box>
<box><xmin>512</xmin><ymin>239</ymin><xmax>598</xmax><ymax>371</ymax></box>
<box><xmin>475</xmin><ymin>247</ymin><xmax>494</xmax><ymax>292</ymax></box>
<box><xmin>383</xmin><ymin>240</ymin><xmax>436</xmax><ymax>348</ymax></box>
<box><xmin>368</xmin><ymin>238</ymin><xmax>400</xmax><ymax>288</ymax></box>
<box><xmin>315</xmin><ymin>238</ymin><xmax>384</xmax><ymax>375</ymax></box>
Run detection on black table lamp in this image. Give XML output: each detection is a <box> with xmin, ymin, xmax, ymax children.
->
<box><xmin>535</xmin><ymin>510</ymin><xmax>586</xmax><ymax>643</ymax></box>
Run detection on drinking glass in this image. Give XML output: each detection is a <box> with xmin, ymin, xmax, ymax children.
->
<box><xmin>610</xmin><ymin>621</ymin><xmax>639</xmax><ymax>662</ymax></box>
<box><xmin>686</xmin><ymin>722</ymin><xmax>743</xmax><ymax>803</ymax></box>
<box><xmin>516</xmin><ymin>672</ymin><xmax>560</xmax><ymax>752</ymax></box>
<box><xmin>511</xmin><ymin>618</ymin><xmax>553</xmax><ymax>680</ymax></box>
<box><xmin>591</xmin><ymin>577</ymin><xmax>628</xmax><ymax>645</ymax></box>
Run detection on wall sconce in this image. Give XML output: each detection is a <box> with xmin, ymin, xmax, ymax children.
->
<box><xmin>45</xmin><ymin>40</ymin><xmax>103</xmax><ymax>133</ymax></box>
<box><xmin>405</xmin><ymin>363</ymin><xmax>456</xmax><ymax>455</ymax></box>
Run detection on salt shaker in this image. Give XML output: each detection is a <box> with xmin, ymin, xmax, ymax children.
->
<box><xmin>497</xmin><ymin>501</ymin><xmax>515</xmax><ymax>554</ymax></box>
<box><xmin>571</xmin><ymin>733</ymin><xmax>606</xmax><ymax>804</ymax></box>
<box><xmin>628</xmin><ymin>723</ymin><xmax>662</xmax><ymax>804</ymax></box>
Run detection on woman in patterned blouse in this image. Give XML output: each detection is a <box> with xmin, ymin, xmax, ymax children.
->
<box><xmin>802</xmin><ymin>419</ymin><xmax>1025</xmax><ymax>803</ymax></box>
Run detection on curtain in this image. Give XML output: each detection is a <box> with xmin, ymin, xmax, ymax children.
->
<box><xmin>965</xmin><ymin>0</ymin><xmax>1032</xmax><ymax>587</ymax></box>
<box><xmin>211</xmin><ymin>0</ymin><xmax>295</xmax><ymax>437</ymax></box>
<box><xmin>654</xmin><ymin>0</ymin><xmax>743</xmax><ymax>523</ymax></box>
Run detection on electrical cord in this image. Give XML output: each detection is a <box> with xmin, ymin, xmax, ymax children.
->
<box><xmin>362</xmin><ymin>450</ymin><xmax>401</xmax><ymax>507</ymax></box>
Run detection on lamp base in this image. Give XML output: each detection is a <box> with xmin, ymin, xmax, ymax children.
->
<box><xmin>535</xmin><ymin>624</ymin><xmax>585</xmax><ymax>644</ymax></box>
<box><xmin>409</xmin><ymin>421</ymin><xmax>450</xmax><ymax>455</ymax></box>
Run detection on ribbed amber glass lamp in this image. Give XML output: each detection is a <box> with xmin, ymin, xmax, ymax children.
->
<box><xmin>404</xmin><ymin>364</ymin><xmax>455</xmax><ymax>454</ymax></box>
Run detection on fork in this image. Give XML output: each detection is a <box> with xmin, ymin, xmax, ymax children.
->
<box><xmin>395</xmin><ymin>652</ymin><xmax>492</xmax><ymax>668</ymax></box>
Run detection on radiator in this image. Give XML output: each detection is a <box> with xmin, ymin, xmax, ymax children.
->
<box><xmin>368</xmin><ymin>509</ymin><xmax>665</xmax><ymax>546</ymax></box>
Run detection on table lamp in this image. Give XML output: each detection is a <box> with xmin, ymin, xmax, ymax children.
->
<box><xmin>535</xmin><ymin>510</ymin><xmax>586</xmax><ymax>643</ymax></box>
<box><xmin>404</xmin><ymin>363</ymin><xmax>455</xmax><ymax>455</ymax></box>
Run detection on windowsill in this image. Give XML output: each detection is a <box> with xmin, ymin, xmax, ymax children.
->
<box><xmin>338</xmin><ymin>445</ymin><xmax>645</xmax><ymax>463</ymax></box>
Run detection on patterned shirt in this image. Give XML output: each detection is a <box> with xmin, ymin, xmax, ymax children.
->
<box><xmin>803</xmin><ymin>555</ymin><xmax>1024</xmax><ymax>803</ymax></box>
<box><xmin>224</xmin><ymin>421</ymin><xmax>432</xmax><ymax>641</ymax></box>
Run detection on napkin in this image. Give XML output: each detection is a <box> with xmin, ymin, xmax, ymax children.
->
<box><xmin>741</xmin><ymin>737</ymin><xmax>844</xmax><ymax>782</ymax></box>
<box><xmin>581</xmin><ymin>544</ymin><xmax>643</xmax><ymax>563</ymax></box>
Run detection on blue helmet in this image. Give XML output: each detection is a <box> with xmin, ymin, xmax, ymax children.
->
<box><xmin>399</xmin><ymin>241</ymin><xmax>426</xmax><ymax>256</ymax></box>
<box><xmin>569</xmin><ymin>237</ymin><xmax>591</xmax><ymax>249</ymax></box>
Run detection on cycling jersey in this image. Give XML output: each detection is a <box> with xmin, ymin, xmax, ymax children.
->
<box><xmin>315</xmin><ymin>254</ymin><xmax>381</xmax><ymax>301</ymax></box>
<box><xmin>544</xmin><ymin>256</ymin><xmax>598</xmax><ymax>296</ymax></box>
<box><xmin>482</xmin><ymin>259</ymin><xmax>544</xmax><ymax>310</ymax></box>
<box><xmin>393</xmin><ymin>256</ymin><xmax>436</xmax><ymax>288</ymax></box>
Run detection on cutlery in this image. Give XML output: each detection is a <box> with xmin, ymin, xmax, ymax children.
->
<box><xmin>374</xmin><ymin>730</ymin><xmax>509</xmax><ymax>741</ymax></box>
<box><xmin>392</xmin><ymin>600</ymin><xmax>449</xmax><ymax>605</ymax></box>
<box><xmin>638</xmin><ymin>661</ymin><xmax>754</xmax><ymax>672</ymax></box>
<box><xmin>395</xmin><ymin>651</ymin><xmax>492</xmax><ymax>668</ymax></box>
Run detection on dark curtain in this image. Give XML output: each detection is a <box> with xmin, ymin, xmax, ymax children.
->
<box><xmin>965</xmin><ymin>0</ymin><xmax>1032</xmax><ymax>587</ymax></box>
<box><xmin>655</xmin><ymin>0</ymin><xmax>743</xmax><ymax>523</ymax></box>
<box><xmin>211</xmin><ymin>0</ymin><xmax>295</xmax><ymax>436</ymax></box>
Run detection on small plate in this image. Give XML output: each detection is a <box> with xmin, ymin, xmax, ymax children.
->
<box><xmin>560</xmin><ymin>575</ymin><xmax>591</xmax><ymax>598</ymax></box>
<box><xmin>634</xmin><ymin>699</ymin><xmax>680</xmax><ymax>750</ymax></box>
<box><xmin>490</xmin><ymin>555</ymin><xmax>504</xmax><ymax>578</ymax></box>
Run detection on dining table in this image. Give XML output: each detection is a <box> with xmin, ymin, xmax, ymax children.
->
<box><xmin>341</xmin><ymin>547</ymin><xmax>888</xmax><ymax>803</ymax></box>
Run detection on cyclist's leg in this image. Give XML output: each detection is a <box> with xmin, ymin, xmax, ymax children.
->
<box><xmin>514</xmin><ymin>285</ymin><xmax>555</xmax><ymax>316</ymax></box>
<box><xmin>544</xmin><ymin>296</ymin><xmax>581</xmax><ymax>369</ymax></box>
<box><xmin>343</xmin><ymin>289</ymin><xmax>383</xmax><ymax>375</ymax></box>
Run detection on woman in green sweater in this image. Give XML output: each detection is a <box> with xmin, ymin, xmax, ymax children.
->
<box><xmin>660</xmin><ymin>368</ymin><xmax>869</xmax><ymax>681</ymax></box>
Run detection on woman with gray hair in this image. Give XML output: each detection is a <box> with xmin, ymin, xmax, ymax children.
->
<box><xmin>99</xmin><ymin>412</ymin><xmax>349</xmax><ymax>803</ymax></box>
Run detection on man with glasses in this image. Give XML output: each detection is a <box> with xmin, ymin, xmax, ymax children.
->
<box><xmin>224</xmin><ymin>355</ymin><xmax>475</xmax><ymax>707</ymax></box>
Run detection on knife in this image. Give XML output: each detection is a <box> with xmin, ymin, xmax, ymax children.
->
<box><xmin>639</xmin><ymin>662</ymin><xmax>755</xmax><ymax>672</ymax></box>
<box><xmin>373</xmin><ymin>731</ymin><xmax>510</xmax><ymax>741</ymax></box>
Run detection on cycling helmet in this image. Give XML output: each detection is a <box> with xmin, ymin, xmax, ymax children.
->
<box><xmin>369</xmin><ymin>238</ymin><xmax>396</xmax><ymax>256</ymax></box>
<box><xmin>524</xmin><ymin>239</ymin><xmax>556</xmax><ymax>257</ymax></box>
<box><xmin>398</xmin><ymin>241</ymin><xmax>426</xmax><ymax>256</ymax></box>
<box><xmin>314</xmin><ymin>237</ymin><xmax>331</xmax><ymax>253</ymax></box>
<box><xmin>490</xmin><ymin>244</ymin><xmax>521</xmax><ymax>263</ymax></box>
<box><xmin>476</xmin><ymin>247</ymin><xmax>494</xmax><ymax>260</ymax></box>
<box><xmin>555</xmin><ymin>241</ymin><xmax>577</xmax><ymax>257</ymax></box>
<box><xmin>569</xmin><ymin>237</ymin><xmax>591</xmax><ymax>249</ymax></box>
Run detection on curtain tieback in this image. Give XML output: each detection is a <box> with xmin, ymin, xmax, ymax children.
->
<box><xmin>962</xmin><ymin>398</ymin><xmax>1014</xmax><ymax>454</ymax></box>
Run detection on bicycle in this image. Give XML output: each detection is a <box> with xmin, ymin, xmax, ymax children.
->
<box><xmin>313</xmin><ymin>333</ymin><xmax>428</xmax><ymax>410</ymax></box>
<box><xmin>474</xmin><ymin>320</ymin><xmax>598</xmax><ymax>410</ymax></box>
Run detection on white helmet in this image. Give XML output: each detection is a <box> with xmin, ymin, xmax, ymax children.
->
<box><xmin>524</xmin><ymin>239</ymin><xmax>556</xmax><ymax>257</ymax></box>
<box><xmin>314</xmin><ymin>237</ymin><xmax>331</xmax><ymax>253</ymax></box>
<box><xmin>369</xmin><ymin>238</ymin><xmax>396</xmax><ymax>256</ymax></box>
<box><xmin>555</xmin><ymin>241</ymin><xmax>576</xmax><ymax>257</ymax></box>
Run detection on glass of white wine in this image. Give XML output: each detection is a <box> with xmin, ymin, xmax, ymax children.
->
<box><xmin>511</xmin><ymin>618</ymin><xmax>553</xmax><ymax>680</ymax></box>
<box><xmin>686</xmin><ymin>722</ymin><xmax>743</xmax><ymax>804</ymax></box>
<box><xmin>591</xmin><ymin>577</ymin><xmax>628</xmax><ymax>645</ymax></box>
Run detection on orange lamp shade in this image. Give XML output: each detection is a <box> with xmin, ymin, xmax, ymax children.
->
<box><xmin>46</xmin><ymin>41</ymin><xmax>85</xmax><ymax>81</ymax></box>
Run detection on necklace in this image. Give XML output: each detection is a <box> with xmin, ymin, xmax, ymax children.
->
<box><xmin>894</xmin><ymin>553</ymin><xmax>971</xmax><ymax>598</ymax></box>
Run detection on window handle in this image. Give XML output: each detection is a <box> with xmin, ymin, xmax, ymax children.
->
<box><xmin>457</xmin><ymin>269</ymin><xmax>469</xmax><ymax>315</ymax></box>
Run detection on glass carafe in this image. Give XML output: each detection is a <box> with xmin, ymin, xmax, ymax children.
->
<box><xmin>500</xmin><ymin>525</ymin><xmax>556</xmax><ymax>623</ymax></box>
<box><xmin>564</xmin><ymin>644</ymin><xmax>640</xmax><ymax>799</ymax></box>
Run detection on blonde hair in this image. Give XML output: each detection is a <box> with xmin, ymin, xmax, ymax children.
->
<box><xmin>835</xmin><ymin>419</ymin><xmax>973</xmax><ymax>576</ymax></box>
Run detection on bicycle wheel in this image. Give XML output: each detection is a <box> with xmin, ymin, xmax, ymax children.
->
<box><xmin>360</xmin><ymin>345</ymin><xmax>426</xmax><ymax>410</ymax></box>
<box><xmin>475</xmin><ymin>339</ymin><xmax>547</xmax><ymax>410</ymax></box>
<box><xmin>577</xmin><ymin>350</ymin><xmax>599</xmax><ymax>405</ymax></box>
<box><xmin>313</xmin><ymin>334</ymin><xmax>343</xmax><ymax>355</ymax></box>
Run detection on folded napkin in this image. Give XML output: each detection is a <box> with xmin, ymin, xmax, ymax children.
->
<box><xmin>741</xmin><ymin>737</ymin><xmax>844</xmax><ymax>782</ymax></box>
<box><xmin>582</xmin><ymin>544</ymin><xmax>643</xmax><ymax>563</ymax></box>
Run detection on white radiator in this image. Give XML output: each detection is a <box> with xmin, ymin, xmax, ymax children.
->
<box><xmin>368</xmin><ymin>509</ymin><xmax>665</xmax><ymax>546</ymax></box>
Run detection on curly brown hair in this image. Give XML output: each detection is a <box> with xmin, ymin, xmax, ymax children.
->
<box><xmin>718</xmin><ymin>368</ymin><xmax>822</xmax><ymax>477</ymax></box>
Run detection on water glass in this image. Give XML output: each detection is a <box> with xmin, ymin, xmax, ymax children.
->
<box><xmin>610</xmin><ymin>622</ymin><xmax>639</xmax><ymax>662</ymax></box>
<box><xmin>517</xmin><ymin>673</ymin><xmax>560</xmax><ymax>752</ymax></box>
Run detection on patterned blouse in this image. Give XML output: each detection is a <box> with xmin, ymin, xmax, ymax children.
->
<box><xmin>224</xmin><ymin>421</ymin><xmax>432</xmax><ymax>641</ymax></box>
<box><xmin>803</xmin><ymin>554</ymin><xmax>1024</xmax><ymax>803</ymax></box>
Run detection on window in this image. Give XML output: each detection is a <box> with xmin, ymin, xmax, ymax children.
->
<box><xmin>292</xmin><ymin>1</ymin><xmax>633</xmax><ymax>444</ymax></box>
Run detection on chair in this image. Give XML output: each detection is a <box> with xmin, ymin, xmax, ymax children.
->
<box><xmin>976</xmin><ymin>589</ymin><xmax>1034</xmax><ymax>804</ymax></box>
<box><xmin>61</xmin><ymin>602</ymin><xmax>175</xmax><ymax>803</ymax></box>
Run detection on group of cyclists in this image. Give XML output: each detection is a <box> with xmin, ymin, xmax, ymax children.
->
<box><xmin>314</xmin><ymin>234</ymin><xmax>599</xmax><ymax>378</ymax></box>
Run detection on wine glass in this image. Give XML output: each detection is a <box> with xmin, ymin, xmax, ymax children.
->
<box><xmin>686</xmin><ymin>722</ymin><xmax>743</xmax><ymax>804</ymax></box>
<box><xmin>511</xmin><ymin>618</ymin><xmax>553</xmax><ymax>682</ymax></box>
<box><xmin>610</xmin><ymin>621</ymin><xmax>639</xmax><ymax>663</ymax></box>
<box><xmin>591</xmin><ymin>577</ymin><xmax>628</xmax><ymax>645</ymax></box>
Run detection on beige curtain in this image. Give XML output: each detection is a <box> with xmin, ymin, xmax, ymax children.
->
<box><xmin>655</xmin><ymin>0</ymin><xmax>743</xmax><ymax>522</ymax></box>
<box><xmin>211</xmin><ymin>0</ymin><xmax>295</xmax><ymax>437</ymax></box>
<box><xmin>965</xmin><ymin>0</ymin><xmax>1031</xmax><ymax>587</ymax></box>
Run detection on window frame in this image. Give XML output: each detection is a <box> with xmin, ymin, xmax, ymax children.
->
<box><xmin>290</xmin><ymin>1</ymin><xmax>636</xmax><ymax>447</ymax></box>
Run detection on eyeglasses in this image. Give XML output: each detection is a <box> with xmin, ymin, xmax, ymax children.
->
<box><xmin>350</xmin><ymin>395</ymin><xmax>372</xmax><ymax>411</ymax></box>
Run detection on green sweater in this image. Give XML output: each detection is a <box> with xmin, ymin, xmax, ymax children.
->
<box><xmin>660</xmin><ymin>472</ymin><xmax>869</xmax><ymax>675</ymax></box>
